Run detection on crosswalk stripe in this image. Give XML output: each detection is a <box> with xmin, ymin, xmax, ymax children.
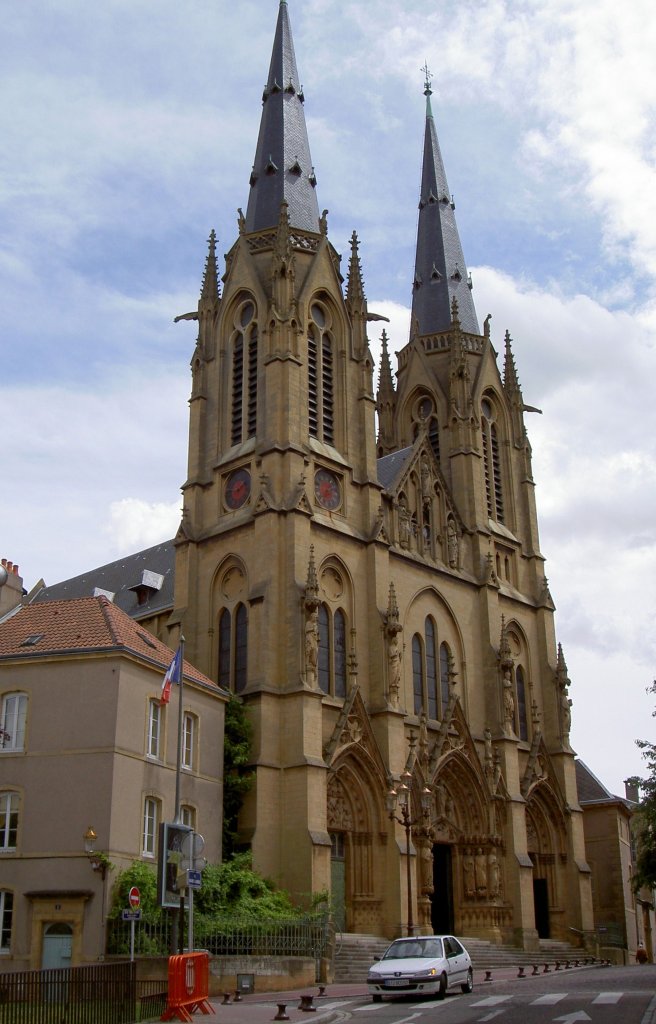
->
<box><xmin>592</xmin><ymin>992</ymin><xmax>623</xmax><ymax>1004</ymax></box>
<box><xmin>471</xmin><ymin>996</ymin><xmax>513</xmax><ymax>1006</ymax></box>
<box><xmin>532</xmin><ymin>993</ymin><xmax>567</xmax><ymax>1005</ymax></box>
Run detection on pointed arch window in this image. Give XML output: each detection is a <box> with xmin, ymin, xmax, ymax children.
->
<box><xmin>516</xmin><ymin>665</ymin><xmax>528</xmax><ymax>742</ymax></box>
<box><xmin>218</xmin><ymin>603</ymin><xmax>249</xmax><ymax>694</ymax></box>
<box><xmin>425</xmin><ymin>618</ymin><xmax>438</xmax><ymax>720</ymax></box>
<box><xmin>318</xmin><ymin>604</ymin><xmax>347</xmax><ymax>697</ymax></box>
<box><xmin>308</xmin><ymin>303</ymin><xmax>335</xmax><ymax>445</ymax></box>
<box><xmin>231</xmin><ymin>301</ymin><xmax>258</xmax><ymax>446</ymax></box>
<box><xmin>412</xmin><ymin>634</ymin><xmax>424</xmax><ymax>715</ymax></box>
<box><xmin>439</xmin><ymin>642</ymin><xmax>451</xmax><ymax>712</ymax></box>
<box><xmin>411</xmin><ymin>625</ymin><xmax>455</xmax><ymax>721</ymax></box>
<box><xmin>481</xmin><ymin>396</ymin><xmax>505</xmax><ymax>523</ymax></box>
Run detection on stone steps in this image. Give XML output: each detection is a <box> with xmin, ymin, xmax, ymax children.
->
<box><xmin>334</xmin><ymin>933</ymin><xmax>587</xmax><ymax>983</ymax></box>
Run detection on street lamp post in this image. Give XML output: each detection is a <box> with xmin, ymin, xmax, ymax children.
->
<box><xmin>387</xmin><ymin>770</ymin><xmax>432</xmax><ymax>937</ymax></box>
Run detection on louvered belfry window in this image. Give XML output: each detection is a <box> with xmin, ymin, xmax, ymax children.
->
<box><xmin>481</xmin><ymin>397</ymin><xmax>505</xmax><ymax>523</ymax></box>
<box><xmin>308</xmin><ymin>303</ymin><xmax>334</xmax><ymax>444</ymax></box>
<box><xmin>231</xmin><ymin>301</ymin><xmax>258</xmax><ymax>446</ymax></box>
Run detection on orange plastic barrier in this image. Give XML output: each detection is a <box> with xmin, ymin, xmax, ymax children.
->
<box><xmin>161</xmin><ymin>952</ymin><xmax>215</xmax><ymax>1022</ymax></box>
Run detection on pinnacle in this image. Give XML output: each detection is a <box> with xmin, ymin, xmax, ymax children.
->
<box><xmin>200</xmin><ymin>229</ymin><xmax>220</xmax><ymax>301</ymax></box>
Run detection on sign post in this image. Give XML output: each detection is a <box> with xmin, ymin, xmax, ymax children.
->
<box><xmin>180</xmin><ymin>833</ymin><xmax>205</xmax><ymax>953</ymax></box>
<box><xmin>128</xmin><ymin>887</ymin><xmax>140</xmax><ymax>961</ymax></box>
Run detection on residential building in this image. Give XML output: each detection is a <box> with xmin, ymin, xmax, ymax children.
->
<box><xmin>0</xmin><ymin>569</ymin><xmax>227</xmax><ymax>970</ymax></box>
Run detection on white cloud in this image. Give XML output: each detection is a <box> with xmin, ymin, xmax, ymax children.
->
<box><xmin>106</xmin><ymin>498</ymin><xmax>181</xmax><ymax>552</ymax></box>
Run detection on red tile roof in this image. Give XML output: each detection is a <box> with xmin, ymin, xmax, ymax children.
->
<box><xmin>0</xmin><ymin>596</ymin><xmax>223</xmax><ymax>694</ymax></box>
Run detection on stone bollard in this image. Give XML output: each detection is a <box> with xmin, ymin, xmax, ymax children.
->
<box><xmin>517</xmin><ymin>966</ymin><xmax>526</xmax><ymax>979</ymax></box>
<box><xmin>543</xmin><ymin>964</ymin><xmax>551</xmax><ymax>973</ymax></box>
<box><xmin>222</xmin><ymin>992</ymin><xmax>232</xmax><ymax>1004</ymax></box>
<box><xmin>532</xmin><ymin>965</ymin><xmax>540</xmax><ymax>976</ymax></box>
<box><xmin>234</xmin><ymin>990</ymin><xmax>242</xmax><ymax>1002</ymax></box>
<box><xmin>299</xmin><ymin>994</ymin><xmax>317</xmax><ymax>1012</ymax></box>
<box><xmin>555</xmin><ymin>961</ymin><xmax>561</xmax><ymax>971</ymax></box>
<box><xmin>274</xmin><ymin>1004</ymin><xmax>290</xmax><ymax>1022</ymax></box>
<box><xmin>565</xmin><ymin>960</ymin><xmax>571</xmax><ymax>969</ymax></box>
<box><xmin>317</xmin><ymin>985</ymin><xmax>327</xmax><ymax>997</ymax></box>
<box><xmin>484</xmin><ymin>970</ymin><xmax>493</xmax><ymax>982</ymax></box>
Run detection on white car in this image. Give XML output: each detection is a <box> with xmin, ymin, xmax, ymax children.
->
<box><xmin>367</xmin><ymin>934</ymin><xmax>474</xmax><ymax>1002</ymax></box>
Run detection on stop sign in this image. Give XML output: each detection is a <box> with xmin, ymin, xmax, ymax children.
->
<box><xmin>128</xmin><ymin>886</ymin><xmax>140</xmax><ymax>909</ymax></box>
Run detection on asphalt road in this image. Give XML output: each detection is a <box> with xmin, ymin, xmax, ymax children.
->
<box><xmin>344</xmin><ymin>965</ymin><xmax>656</xmax><ymax>1024</ymax></box>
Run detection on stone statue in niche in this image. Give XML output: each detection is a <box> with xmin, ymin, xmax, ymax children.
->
<box><xmin>305</xmin><ymin>607</ymin><xmax>319</xmax><ymax>687</ymax></box>
<box><xmin>475</xmin><ymin>848</ymin><xmax>488</xmax><ymax>896</ymax></box>
<box><xmin>387</xmin><ymin>633</ymin><xmax>402</xmax><ymax>707</ymax></box>
<box><xmin>560</xmin><ymin>688</ymin><xmax>572</xmax><ymax>738</ymax></box>
<box><xmin>447</xmin><ymin>519</ymin><xmax>459</xmax><ymax>568</ymax></box>
<box><xmin>502</xmin><ymin>668</ymin><xmax>515</xmax><ymax>732</ymax></box>
<box><xmin>487</xmin><ymin>849</ymin><xmax>501</xmax><ymax>898</ymax></box>
<box><xmin>463</xmin><ymin>849</ymin><xmax>475</xmax><ymax>898</ymax></box>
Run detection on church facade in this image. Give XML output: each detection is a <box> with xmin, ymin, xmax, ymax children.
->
<box><xmin>162</xmin><ymin>1</ymin><xmax>592</xmax><ymax>947</ymax></box>
<box><xmin>34</xmin><ymin>1</ymin><xmax>593</xmax><ymax>947</ymax></box>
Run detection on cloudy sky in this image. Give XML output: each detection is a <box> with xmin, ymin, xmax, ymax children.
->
<box><xmin>2</xmin><ymin>0</ymin><xmax>655</xmax><ymax>796</ymax></box>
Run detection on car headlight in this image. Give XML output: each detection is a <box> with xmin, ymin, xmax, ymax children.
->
<box><xmin>412</xmin><ymin>968</ymin><xmax>437</xmax><ymax>979</ymax></box>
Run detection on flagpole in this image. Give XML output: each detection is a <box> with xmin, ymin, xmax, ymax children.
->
<box><xmin>173</xmin><ymin>635</ymin><xmax>185</xmax><ymax>824</ymax></box>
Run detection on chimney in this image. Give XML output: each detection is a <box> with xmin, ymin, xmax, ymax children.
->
<box><xmin>625</xmin><ymin>779</ymin><xmax>640</xmax><ymax>804</ymax></box>
<box><xmin>0</xmin><ymin>558</ymin><xmax>25</xmax><ymax>617</ymax></box>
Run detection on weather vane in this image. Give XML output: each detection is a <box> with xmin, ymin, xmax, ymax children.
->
<box><xmin>421</xmin><ymin>61</ymin><xmax>433</xmax><ymax>96</ymax></box>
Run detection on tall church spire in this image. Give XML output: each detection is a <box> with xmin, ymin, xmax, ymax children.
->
<box><xmin>244</xmin><ymin>1</ymin><xmax>321</xmax><ymax>234</ymax></box>
<box><xmin>411</xmin><ymin>67</ymin><xmax>479</xmax><ymax>336</ymax></box>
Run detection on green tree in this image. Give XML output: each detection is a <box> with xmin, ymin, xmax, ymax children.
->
<box><xmin>629</xmin><ymin>680</ymin><xmax>656</xmax><ymax>891</ymax></box>
<box><xmin>222</xmin><ymin>697</ymin><xmax>254</xmax><ymax>859</ymax></box>
<box><xmin>108</xmin><ymin>861</ymin><xmax>163</xmax><ymax>922</ymax></box>
<box><xmin>195</xmin><ymin>853</ymin><xmax>297</xmax><ymax>920</ymax></box>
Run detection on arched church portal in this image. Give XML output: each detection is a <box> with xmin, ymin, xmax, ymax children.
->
<box><xmin>526</xmin><ymin>786</ymin><xmax>567</xmax><ymax>940</ymax></box>
<box><xmin>327</xmin><ymin>757</ymin><xmax>386</xmax><ymax>935</ymax></box>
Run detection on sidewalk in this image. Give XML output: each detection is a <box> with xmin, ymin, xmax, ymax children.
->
<box><xmin>205</xmin><ymin>967</ymin><xmax>576</xmax><ymax>1023</ymax></box>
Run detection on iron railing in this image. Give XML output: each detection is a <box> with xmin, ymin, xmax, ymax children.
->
<box><xmin>106</xmin><ymin>913</ymin><xmax>330</xmax><ymax>960</ymax></box>
<box><xmin>0</xmin><ymin>961</ymin><xmax>136</xmax><ymax>1024</ymax></box>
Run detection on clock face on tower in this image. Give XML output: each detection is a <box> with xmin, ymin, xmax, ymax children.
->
<box><xmin>225</xmin><ymin>468</ymin><xmax>251</xmax><ymax>510</ymax></box>
<box><xmin>314</xmin><ymin>468</ymin><xmax>341</xmax><ymax>511</ymax></box>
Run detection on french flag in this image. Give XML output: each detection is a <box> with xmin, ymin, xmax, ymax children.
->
<box><xmin>160</xmin><ymin>646</ymin><xmax>182</xmax><ymax>705</ymax></box>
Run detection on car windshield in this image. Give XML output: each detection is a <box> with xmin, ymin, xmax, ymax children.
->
<box><xmin>383</xmin><ymin>938</ymin><xmax>443</xmax><ymax>959</ymax></box>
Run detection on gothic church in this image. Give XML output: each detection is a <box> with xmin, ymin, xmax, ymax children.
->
<box><xmin>38</xmin><ymin>1</ymin><xmax>593</xmax><ymax>946</ymax></box>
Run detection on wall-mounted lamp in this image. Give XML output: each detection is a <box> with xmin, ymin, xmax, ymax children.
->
<box><xmin>84</xmin><ymin>826</ymin><xmax>111</xmax><ymax>880</ymax></box>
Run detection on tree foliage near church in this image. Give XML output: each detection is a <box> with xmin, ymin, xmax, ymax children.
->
<box><xmin>629</xmin><ymin>680</ymin><xmax>656</xmax><ymax>891</ymax></box>
<box><xmin>222</xmin><ymin>696</ymin><xmax>254</xmax><ymax>859</ymax></box>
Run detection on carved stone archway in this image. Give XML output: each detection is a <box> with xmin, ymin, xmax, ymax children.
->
<box><xmin>525</xmin><ymin>783</ymin><xmax>568</xmax><ymax>940</ymax></box>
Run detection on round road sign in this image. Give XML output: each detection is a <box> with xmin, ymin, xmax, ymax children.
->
<box><xmin>128</xmin><ymin>886</ymin><xmax>140</xmax><ymax>909</ymax></box>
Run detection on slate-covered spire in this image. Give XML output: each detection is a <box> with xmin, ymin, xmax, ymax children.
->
<box><xmin>245</xmin><ymin>1</ymin><xmax>321</xmax><ymax>234</ymax></box>
<box><xmin>411</xmin><ymin>68</ymin><xmax>479</xmax><ymax>336</ymax></box>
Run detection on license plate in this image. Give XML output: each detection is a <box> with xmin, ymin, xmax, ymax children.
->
<box><xmin>384</xmin><ymin>979</ymin><xmax>408</xmax><ymax>988</ymax></box>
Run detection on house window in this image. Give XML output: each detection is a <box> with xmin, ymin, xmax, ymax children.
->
<box><xmin>231</xmin><ymin>302</ymin><xmax>258</xmax><ymax>446</ymax></box>
<box><xmin>0</xmin><ymin>793</ymin><xmax>18</xmax><ymax>852</ymax></box>
<box><xmin>218</xmin><ymin>603</ymin><xmax>248</xmax><ymax>694</ymax></box>
<box><xmin>481</xmin><ymin>397</ymin><xmax>505</xmax><ymax>523</ymax></box>
<box><xmin>142</xmin><ymin>797</ymin><xmax>159</xmax><ymax>858</ymax></box>
<box><xmin>182</xmin><ymin>713</ymin><xmax>197</xmax><ymax>771</ymax></box>
<box><xmin>0</xmin><ymin>693</ymin><xmax>27</xmax><ymax>752</ymax></box>
<box><xmin>308</xmin><ymin>304</ymin><xmax>335</xmax><ymax>444</ymax></box>
<box><xmin>0</xmin><ymin>890</ymin><xmax>13</xmax><ymax>952</ymax></box>
<box><xmin>181</xmin><ymin>805</ymin><xmax>196</xmax><ymax>831</ymax></box>
<box><xmin>317</xmin><ymin>605</ymin><xmax>347</xmax><ymax>697</ymax></box>
<box><xmin>147</xmin><ymin>699</ymin><xmax>162</xmax><ymax>759</ymax></box>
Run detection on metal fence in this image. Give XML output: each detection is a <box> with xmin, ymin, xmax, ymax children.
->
<box><xmin>0</xmin><ymin>961</ymin><xmax>136</xmax><ymax>1024</ymax></box>
<box><xmin>106</xmin><ymin>913</ymin><xmax>330</xmax><ymax>960</ymax></box>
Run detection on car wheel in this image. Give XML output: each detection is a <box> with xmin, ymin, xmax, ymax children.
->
<box><xmin>461</xmin><ymin>968</ymin><xmax>474</xmax><ymax>993</ymax></box>
<box><xmin>436</xmin><ymin>973</ymin><xmax>447</xmax><ymax>1000</ymax></box>
<box><xmin>372</xmin><ymin>994</ymin><xmax>382</xmax><ymax>1003</ymax></box>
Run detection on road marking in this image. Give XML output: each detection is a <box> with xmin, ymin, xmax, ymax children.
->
<box><xmin>472</xmin><ymin>996</ymin><xmax>513</xmax><ymax>1006</ymax></box>
<box><xmin>592</xmin><ymin>992</ymin><xmax>623</xmax><ymax>1004</ymax></box>
<box><xmin>477</xmin><ymin>1012</ymin><xmax>507</xmax><ymax>1021</ymax></box>
<box><xmin>553</xmin><ymin>1013</ymin><xmax>591</xmax><ymax>1023</ymax></box>
<box><xmin>387</xmin><ymin>1014</ymin><xmax>422</xmax><ymax>1024</ymax></box>
<box><xmin>532</xmin><ymin>994</ymin><xmax>568</xmax><ymax>1005</ymax></box>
